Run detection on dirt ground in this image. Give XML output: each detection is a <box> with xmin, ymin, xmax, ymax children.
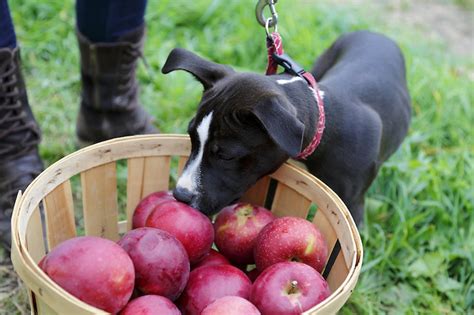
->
<box><xmin>333</xmin><ymin>0</ymin><xmax>474</xmax><ymax>57</ymax></box>
<box><xmin>385</xmin><ymin>0</ymin><xmax>473</xmax><ymax>56</ymax></box>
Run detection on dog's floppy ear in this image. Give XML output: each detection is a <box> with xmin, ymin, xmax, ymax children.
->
<box><xmin>162</xmin><ymin>48</ymin><xmax>234</xmax><ymax>89</ymax></box>
<box><xmin>247</xmin><ymin>96</ymin><xmax>305</xmax><ymax>157</ymax></box>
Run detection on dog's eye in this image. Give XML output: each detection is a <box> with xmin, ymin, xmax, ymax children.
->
<box><xmin>218</xmin><ymin>154</ymin><xmax>235</xmax><ymax>161</ymax></box>
<box><xmin>211</xmin><ymin>144</ymin><xmax>235</xmax><ymax>161</ymax></box>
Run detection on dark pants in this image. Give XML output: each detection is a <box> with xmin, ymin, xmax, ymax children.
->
<box><xmin>0</xmin><ymin>0</ymin><xmax>148</xmax><ymax>48</ymax></box>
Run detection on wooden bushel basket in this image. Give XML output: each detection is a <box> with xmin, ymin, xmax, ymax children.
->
<box><xmin>11</xmin><ymin>135</ymin><xmax>363</xmax><ymax>314</ymax></box>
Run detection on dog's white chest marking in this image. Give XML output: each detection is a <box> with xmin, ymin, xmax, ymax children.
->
<box><xmin>177</xmin><ymin>111</ymin><xmax>214</xmax><ymax>194</ymax></box>
<box><xmin>276</xmin><ymin>77</ymin><xmax>326</xmax><ymax>99</ymax></box>
<box><xmin>277</xmin><ymin>76</ymin><xmax>326</xmax><ymax>104</ymax></box>
<box><xmin>276</xmin><ymin>77</ymin><xmax>304</xmax><ymax>85</ymax></box>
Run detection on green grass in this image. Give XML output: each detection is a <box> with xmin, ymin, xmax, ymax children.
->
<box><xmin>454</xmin><ymin>0</ymin><xmax>474</xmax><ymax>9</ymax></box>
<box><xmin>1</xmin><ymin>0</ymin><xmax>473</xmax><ymax>314</ymax></box>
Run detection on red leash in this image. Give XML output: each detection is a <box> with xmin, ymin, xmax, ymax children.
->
<box><xmin>265</xmin><ymin>32</ymin><xmax>325</xmax><ymax>160</ymax></box>
<box><xmin>266</xmin><ymin>32</ymin><xmax>283</xmax><ymax>75</ymax></box>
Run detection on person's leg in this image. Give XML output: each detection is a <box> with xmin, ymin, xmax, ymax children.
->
<box><xmin>76</xmin><ymin>0</ymin><xmax>147</xmax><ymax>43</ymax></box>
<box><xmin>75</xmin><ymin>0</ymin><xmax>157</xmax><ymax>145</ymax></box>
<box><xmin>0</xmin><ymin>0</ymin><xmax>43</xmax><ymax>248</ymax></box>
<box><xmin>0</xmin><ymin>0</ymin><xmax>16</xmax><ymax>48</ymax></box>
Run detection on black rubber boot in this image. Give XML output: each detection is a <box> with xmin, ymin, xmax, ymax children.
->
<box><xmin>76</xmin><ymin>25</ymin><xmax>158</xmax><ymax>146</ymax></box>
<box><xmin>0</xmin><ymin>47</ymin><xmax>43</xmax><ymax>250</ymax></box>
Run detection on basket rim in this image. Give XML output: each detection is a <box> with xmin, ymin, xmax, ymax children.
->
<box><xmin>11</xmin><ymin>134</ymin><xmax>363</xmax><ymax>314</ymax></box>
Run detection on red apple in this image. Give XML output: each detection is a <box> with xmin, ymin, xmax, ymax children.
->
<box><xmin>119</xmin><ymin>295</ymin><xmax>180</xmax><ymax>315</ymax></box>
<box><xmin>201</xmin><ymin>296</ymin><xmax>261</xmax><ymax>315</ymax></box>
<box><xmin>254</xmin><ymin>217</ymin><xmax>328</xmax><ymax>273</ymax></box>
<box><xmin>177</xmin><ymin>264</ymin><xmax>252</xmax><ymax>315</ymax></box>
<box><xmin>39</xmin><ymin>236</ymin><xmax>134</xmax><ymax>313</ymax></box>
<box><xmin>214</xmin><ymin>203</ymin><xmax>275</xmax><ymax>265</ymax></box>
<box><xmin>192</xmin><ymin>248</ymin><xmax>230</xmax><ymax>270</ymax></box>
<box><xmin>132</xmin><ymin>191</ymin><xmax>175</xmax><ymax>228</ymax></box>
<box><xmin>118</xmin><ymin>227</ymin><xmax>189</xmax><ymax>300</ymax></box>
<box><xmin>145</xmin><ymin>200</ymin><xmax>214</xmax><ymax>264</ymax></box>
<box><xmin>251</xmin><ymin>262</ymin><xmax>331</xmax><ymax>314</ymax></box>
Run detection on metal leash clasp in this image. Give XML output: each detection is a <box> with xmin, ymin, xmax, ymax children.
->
<box><xmin>256</xmin><ymin>0</ymin><xmax>279</xmax><ymax>33</ymax></box>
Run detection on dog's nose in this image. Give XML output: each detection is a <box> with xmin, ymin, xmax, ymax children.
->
<box><xmin>173</xmin><ymin>186</ymin><xmax>195</xmax><ymax>205</ymax></box>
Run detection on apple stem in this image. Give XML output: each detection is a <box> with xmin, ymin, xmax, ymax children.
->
<box><xmin>239</xmin><ymin>205</ymin><xmax>253</xmax><ymax>217</ymax></box>
<box><xmin>288</xmin><ymin>280</ymin><xmax>299</xmax><ymax>294</ymax></box>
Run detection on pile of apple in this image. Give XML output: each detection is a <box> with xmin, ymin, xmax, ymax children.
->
<box><xmin>39</xmin><ymin>191</ymin><xmax>331</xmax><ymax>315</ymax></box>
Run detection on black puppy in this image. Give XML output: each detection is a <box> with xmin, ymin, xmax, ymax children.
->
<box><xmin>162</xmin><ymin>31</ymin><xmax>411</xmax><ymax>224</ymax></box>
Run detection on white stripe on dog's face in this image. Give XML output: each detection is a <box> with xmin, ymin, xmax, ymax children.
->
<box><xmin>177</xmin><ymin>111</ymin><xmax>214</xmax><ymax>194</ymax></box>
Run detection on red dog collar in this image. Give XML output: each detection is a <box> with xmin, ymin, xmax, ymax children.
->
<box><xmin>265</xmin><ymin>32</ymin><xmax>325</xmax><ymax>160</ymax></box>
